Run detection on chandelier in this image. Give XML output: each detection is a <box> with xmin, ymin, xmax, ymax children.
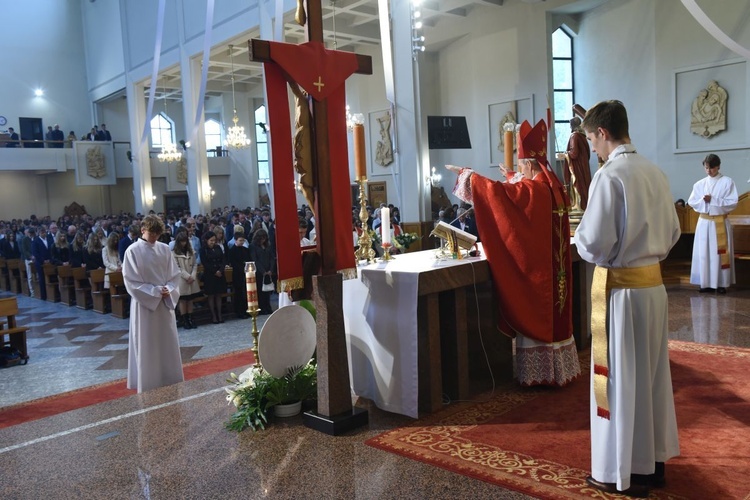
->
<box><xmin>224</xmin><ymin>45</ymin><xmax>251</xmax><ymax>150</ymax></box>
<box><xmin>158</xmin><ymin>141</ymin><xmax>182</xmax><ymax>163</ymax></box>
<box><xmin>158</xmin><ymin>77</ymin><xmax>182</xmax><ymax>163</ymax></box>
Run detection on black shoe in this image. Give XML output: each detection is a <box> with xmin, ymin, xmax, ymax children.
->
<box><xmin>586</xmin><ymin>476</ymin><xmax>649</xmax><ymax>498</ymax></box>
<box><xmin>717</xmin><ymin>287</ymin><xmax>727</xmax><ymax>294</ymax></box>
<box><xmin>699</xmin><ymin>287</ymin><xmax>715</xmax><ymax>293</ymax></box>
<box><xmin>632</xmin><ymin>462</ymin><xmax>666</xmax><ymax>489</ymax></box>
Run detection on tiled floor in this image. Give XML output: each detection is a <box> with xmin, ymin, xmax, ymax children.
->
<box><xmin>1</xmin><ymin>281</ymin><xmax>748</xmax><ymax>499</ymax></box>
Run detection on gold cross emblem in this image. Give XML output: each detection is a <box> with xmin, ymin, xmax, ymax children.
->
<box><xmin>313</xmin><ymin>76</ymin><xmax>325</xmax><ymax>92</ymax></box>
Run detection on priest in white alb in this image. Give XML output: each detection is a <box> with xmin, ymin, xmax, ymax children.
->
<box><xmin>688</xmin><ymin>153</ymin><xmax>738</xmax><ymax>294</ymax></box>
<box><xmin>124</xmin><ymin>214</ymin><xmax>184</xmax><ymax>393</ymax></box>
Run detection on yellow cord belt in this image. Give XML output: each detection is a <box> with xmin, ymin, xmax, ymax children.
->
<box><xmin>591</xmin><ymin>263</ymin><xmax>663</xmax><ymax>419</ymax></box>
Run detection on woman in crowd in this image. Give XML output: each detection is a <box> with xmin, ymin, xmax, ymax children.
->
<box><xmin>52</xmin><ymin>232</ymin><xmax>71</xmax><ymax>266</ymax></box>
<box><xmin>84</xmin><ymin>232</ymin><xmax>104</xmax><ymax>269</ymax></box>
<box><xmin>213</xmin><ymin>225</ymin><xmax>226</xmax><ymax>252</ymax></box>
<box><xmin>227</xmin><ymin>232</ymin><xmax>253</xmax><ymax>319</ymax></box>
<box><xmin>250</xmin><ymin>228</ymin><xmax>276</xmax><ymax>316</ymax></box>
<box><xmin>70</xmin><ymin>231</ymin><xmax>87</xmax><ymax>268</ymax></box>
<box><xmin>199</xmin><ymin>231</ymin><xmax>227</xmax><ymax>324</ymax></box>
<box><xmin>173</xmin><ymin>231</ymin><xmax>201</xmax><ymax>329</ymax></box>
<box><xmin>0</xmin><ymin>230</ymin><xmax>21</xmax><ymax>258</ymax></box>
<box><xmin>103</xmin><ymin>231</ymin><xmax>121</xmax><ymax>288</ymax></box>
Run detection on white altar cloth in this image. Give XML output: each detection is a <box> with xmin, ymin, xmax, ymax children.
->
<box><xmin>344</xmin><ymin>248</ymin><xmax>486</xmax><ymax>418</ymax></box>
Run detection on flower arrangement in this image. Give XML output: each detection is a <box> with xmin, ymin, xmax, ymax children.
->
<box><xmin>225</xmin><ymin>360</ymin><xmax>317</xmax><ymax>432</ymax></box>
<box><xmin>394</xmin><ymin>232</ymin><xmax>419</xmax><ymax>250</ymax></box>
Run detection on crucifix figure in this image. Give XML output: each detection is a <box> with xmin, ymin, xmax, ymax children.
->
<box><xmin>249</xmin><ymin>0</ymin><xmax>372</xmax><ymax>434</ymax></box>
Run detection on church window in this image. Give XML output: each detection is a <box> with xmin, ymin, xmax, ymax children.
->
<box><xmin>255</xmin><ymin>105</ymin><xmax>269</xmax><ymax>182</ymax></box>
<box><xmin>150</xmin><ymin>112</ymin><xmax>175</xmax><ymax>147</ymax></box>
<box><xmin>552</xmin><ymin>27</ymin><xmax>574</xmax><ymax>153</ymax></box>
<box><xmin>204</xmin><ymin>119</ymin><xmax>222</xmax><ymax>152</ymax></box>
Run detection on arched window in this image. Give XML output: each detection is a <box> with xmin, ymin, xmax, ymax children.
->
<box><xmin>204</xmin><ymin>119</ymin><xmax>222</xmax><ymax>152</ymax></box>
<box><xmin>255</xmin><ymin>105</ymin><xmax>269</xmax><ymax>182</ymax></box>
<box><xmin>150</xmin><ymin>112</ymin><xmax>175</xmax><ymax>147</ymax></box>
<box><xmin>552</xmin><ymin>27</ymin><xmax>574</xmax><ymax>153</ymax></box>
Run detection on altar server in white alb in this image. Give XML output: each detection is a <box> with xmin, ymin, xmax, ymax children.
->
<box><xmin>688</xmin><ymin>153</ymin><xmax>738</xmax><ymax>294</ymax></box>
<box><xmin>574</xmin><ymin>100</ymin><xmax>681</xmax><ymax>498</ymax></box>
<box><xmin>124</xmin><ymin>214</ymin><xmax>184</xmax><ymax>393</ymax></box>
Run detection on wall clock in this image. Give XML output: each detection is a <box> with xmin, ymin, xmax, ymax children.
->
<box><xmin>0</xmin><ymin>116</ymin><xmax>7</xmax><ymax>127</ymax></box>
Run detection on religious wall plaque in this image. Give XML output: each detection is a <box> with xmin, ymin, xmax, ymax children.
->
<box><xmin>691</xmin><ymin>80</ymin><xmax>728</xmax><ymax>138</ymax></box>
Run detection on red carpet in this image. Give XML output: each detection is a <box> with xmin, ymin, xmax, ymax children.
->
<box><xmin>0</xmin><ymin>349</ymin><xmax>254</xmax><ymax>429</ymax></box>
<box><xmin>366</xmin><ymin>341</ymin><xmax>750</xmax><ymax>499</ymax></box>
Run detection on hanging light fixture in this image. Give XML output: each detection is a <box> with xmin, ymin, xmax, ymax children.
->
<box><xmin>224</xmin><ymin>45</ymin><xmax>251</xmax><ymax>150</ymax></box>
<box><xmin>157</xmin><ymin>77</ymin><xmax>182</xmax><ymax>163</ymax></box>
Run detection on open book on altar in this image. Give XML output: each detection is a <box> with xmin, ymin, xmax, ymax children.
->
<box><xmin>430</xmin><ymin>220</ymin><xmax>477</xmax><ymax>251</ymax></box>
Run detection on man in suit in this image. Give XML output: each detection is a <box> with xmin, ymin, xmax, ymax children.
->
<box><xmin>31</xmin><ymin>226</ymin><xmax>53</xmax><ymax>300</ymax></box>
<box><xmin>98</xmin><ymin>123</ymin><xmax>112</xmax><ymax>141</ymax></box>
<box><xmin>6</xmin><ymin>127</ymin><xmax>20</xmax><ymax>147</ymax></box>
<box><xmin>51</xmin><ymin>124</ymin><xmax>65</xmax><ymax>148</ymax></box>
<box><xmin>119</xmin><ymin>224</ymin><xmax>140</xmax><ymax>262</ymax></box>
<box><xmin>451</xmin><ymin>207</ymin><xmax>478</xmax><ymax>239</ymax></box>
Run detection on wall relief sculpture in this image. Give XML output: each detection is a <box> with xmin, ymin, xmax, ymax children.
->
<box><xmin>691</xmin><ymin>80</ymin><xmax>728</xmax><ymax>138</ymax></box>
<box><xmin>375</xmin><ymin>111</ymin><xmax>394</xmax><ymax>167</ymax></box>
<box><xmin>86</xmin><ymin>146</ymin><xmax>106</xmax><ymax>179</ymax></box>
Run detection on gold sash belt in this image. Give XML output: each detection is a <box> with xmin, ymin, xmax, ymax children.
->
<box><xmin>591</xmin><ymin>263</ymin><xmax>663</xmax><ymax>419</ymax></box>
<box><xmin>700</xmin><ymin>213</ymin><xmax>730</xmax><ymax>269</ymax></box>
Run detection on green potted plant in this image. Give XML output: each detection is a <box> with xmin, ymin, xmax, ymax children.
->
<box><xmin>225</xmin><ymin>359</ymin><xmax>317</xmax><ymax>432</ymax></box>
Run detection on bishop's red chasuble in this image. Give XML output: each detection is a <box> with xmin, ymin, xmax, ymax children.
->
<box><xmin>263</xmin><ymin>41</ymin><xmax>358</xmax><ymax>291</ymax></box>
<box><xmin>470</xmin><ymin>173</ymin><xmax>573</xmax><ymax>346</ymax></box>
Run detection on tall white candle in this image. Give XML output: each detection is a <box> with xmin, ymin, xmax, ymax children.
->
<box><xmin>381</xmin><ymin>207</ymin><xmax>391</xmax><ymax>245</ymax></box>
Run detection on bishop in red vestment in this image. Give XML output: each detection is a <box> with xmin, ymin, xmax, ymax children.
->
<box><xmin>449</xmin><ymin>119</ymin><xmax>580</xmax><ymax>387</ymax></box>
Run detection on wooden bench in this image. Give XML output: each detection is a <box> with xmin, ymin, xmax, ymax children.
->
<box><xmin>0</xmin><ymin>257</ymin><xmax>9</xmax><ymax>291</ymax></box>
<box><xmin>57</xmin><ymin>265</ymin><xmax>76</xmax><ymax>306</ymax></box>
<box><xmin>6</xmin><ymin>259</ymin><xmax>23</xmax><ymax>294</ymax></box>
<box><xmin>43</xmin><ymin>263</ymin><xmax>60</xmax><ymax>302</ymax></box>
<box><xmin>108</xmin><ymin>271</ymin><xmax>130</xmax><ymax>319</ymax></box>
<box><xmin>90</xmin><ymin>268</ymin><xmax>110</xmax><ymax>314</ymax></box>
<box><xmin>18</xmin><ymin>260</ymin><xmax>31</xmax><ymax>296</ymax></box>
<box><xmin>73</xmin><ymin>267</ymin><xmax>92</xmax><ymax>310</ymax></box>
<box><xmin>0</xmin><ymin>297</ymin><xmax>30</xmax><ymax>364</ymax></box>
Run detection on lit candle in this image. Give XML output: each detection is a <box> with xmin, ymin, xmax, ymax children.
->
<box><xmin>381</xmin><ymin>207</ymin><xmax>390</xmax><ymax>245</ymax></box>
<box><xmin>353</xmin><ymin>123</ymin><xmax>367</xmax><ymax>180</ymax></box>
<box><xmin>244</xmin><ymin>262</ymin><xmax>258</xmax><ymax>311</ymax></box>
<box><xmin>503</xmin><ymin>122</ymin><xmax>515</xmax><ymax>172</ymax></box>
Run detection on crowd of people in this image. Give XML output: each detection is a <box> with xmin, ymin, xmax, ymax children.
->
<box><xmin>3</xmin><ymin>123</ymin><xmax>112</xmax><ymax>148</ymax></box>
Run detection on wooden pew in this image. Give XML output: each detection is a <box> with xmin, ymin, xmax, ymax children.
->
<box><xmin>108</xmin><ymin>271</ymin><xmax>130</xmax><ymax>319</ymax></box>
<box><xmin>0</xmin><ymin>296</ymin><xmax>30</xmax><ymax>364</ymax></box>
<box><xmin>57</xmin><ymin>265</ymin><xmax>76</xmax><ymax>306</ymax></box>
<box><xmin>43</xmin><ymin>263</ymin><xmax>60</xmax><ymax>302</ymax></box>
<box><xmin>90</xmin><ymin>268</ymin><xmax>110</xmax><ymax>314</ymax></box>
<box><xmin>73</xmin><ymin>267</ymin><xmax>92</xmax><ymax>310</ymax></box>
<box><xmin>6</xmin><ymin>259</ymin><xmax>23</xmax><ymax>294</ymax></box>
<box><xmin>0</xmin><ymin>257</ymin><xmax>9</xmax><ymax>291</ymax></box>
<box><xmin>18</xmin><ymin>260</ymin><xmax>30</xmax><ymax>296</ymax></box>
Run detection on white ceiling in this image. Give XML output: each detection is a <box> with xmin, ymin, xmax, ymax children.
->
<box><xmin>144</xmin><ymin>0</ymin><xmax>606</xmax><ymax>102</ymax></box>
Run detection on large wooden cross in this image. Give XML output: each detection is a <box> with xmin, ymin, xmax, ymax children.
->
<box><xmin>249</xmin><ymin>0</ymin><xmax>372</xmax><ymax>434</ymax></box>
<box><xmin>249</xmin><ymin>1</ymin><xmax>372</xmax><ymax>276</ymax></box>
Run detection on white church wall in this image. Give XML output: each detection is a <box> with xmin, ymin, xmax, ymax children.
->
<box><xmin>80</xmin><ymin>0</ymin><xmax>126</xmax><ymax>101</ymax></box>
<box><xmin>429</xmin><ymin>1</ymin><xmax>555</xmax><ymax>204</ymax></box>
<box><xmin>653</xmin><ymin>0</ymin><xmax>750</xmax><ymax>200</ymax></box>
<box><xmin>576</xmin><ymin>0</ymin><xmax>750</xmax><ymax>201</ymax></box>
<box><xmin>0</xmin><ymin>1</ymin><xmax>93</xmax><ymax>144</ymax></box>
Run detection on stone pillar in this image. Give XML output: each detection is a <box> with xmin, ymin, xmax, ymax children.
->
<box><xmin>125</xmin><ymin>80</ymin><xmax>155</xmax><ymax>215</ymax></box>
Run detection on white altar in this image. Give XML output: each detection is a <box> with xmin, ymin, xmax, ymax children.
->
<box><xmin>343</xmin><ymin>248</ymin><xmax>491</xmax><ymax>418</ymax></box>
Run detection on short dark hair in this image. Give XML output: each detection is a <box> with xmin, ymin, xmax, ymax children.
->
<box><xmin>581</xmin><ymin>100</ymin><xmax>630</xmax><ymax>141</ymax></box>
<box><xmin>703</xmin><ymin>153</ymin><xmax>721</xmax><ymax>168</ymax></box>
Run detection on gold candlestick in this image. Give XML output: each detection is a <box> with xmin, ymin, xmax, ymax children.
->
<box><xmin>381</xmin><ymin>243</ymin><xmax>393</xmax><ymax>261</ymax></box>
<box><xmin>355</xmin><ymin>179</ymin><xmax>376</xmax><ymax>264</ymax></box>
<box><xmin>248</xmin><ymin>306</ymin><xmax>261</xmax><ymax>369</ymax></box>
